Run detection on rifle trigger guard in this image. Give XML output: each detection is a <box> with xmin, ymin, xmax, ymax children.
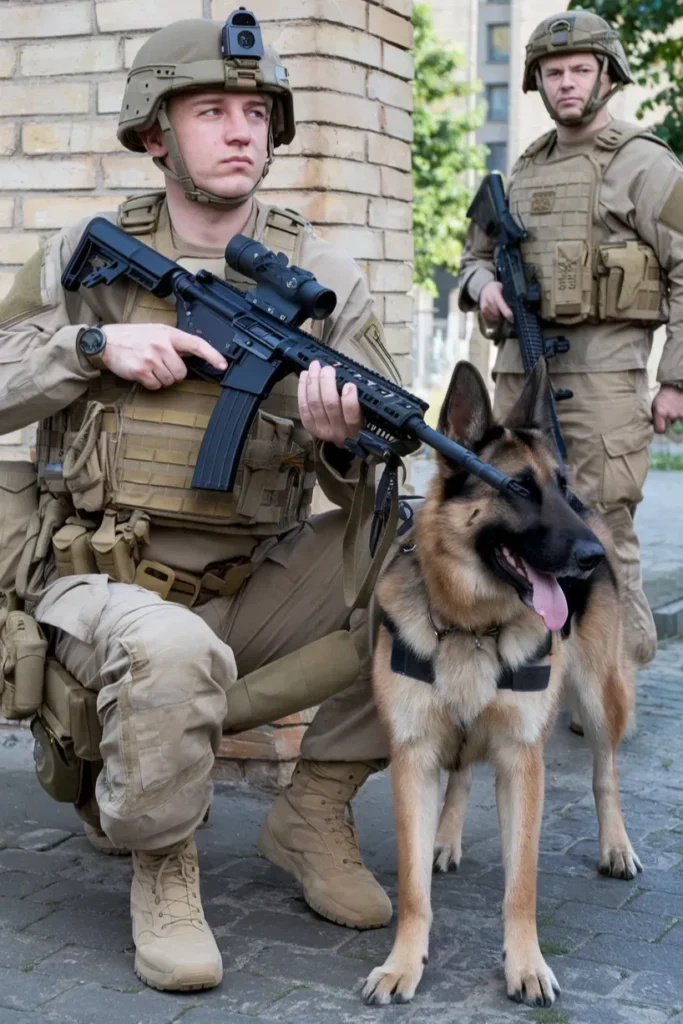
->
<box><xmin>544</xmin><ymin>336</ymin><xmax>570</xmax><ymax>359</ymax></box>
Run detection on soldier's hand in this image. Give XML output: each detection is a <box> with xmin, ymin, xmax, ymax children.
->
<box><xmin>99</xmin><ymin>324</ymin><xmax>228</xmax><ymax>390</ymax></box>
<box><xmin>480</xmin><ymin>281</ymin><xmax>513</xmax><ymax>324</ymax></box>
<box><xmin>298</xmin><ymin>360</ymin><xmax>364</xmax><ymax>447</ymax></box>
<box><xmin>652</xmin><ymin>385</ymin><xmax>683</xmax><ymax>434</ymax></box>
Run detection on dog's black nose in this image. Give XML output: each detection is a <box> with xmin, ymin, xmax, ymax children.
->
<box><xmin>575</xmin><ymin>540</ymin><xmax>605</xmax><ymax>572</ymax></box>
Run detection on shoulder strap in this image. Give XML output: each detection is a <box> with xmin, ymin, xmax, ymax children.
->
<box><xmin>519</xmin><ymin>129</ymin><xmax>557</xmax><ymax>162</ymax></box>
<box><xmin>595</xmin><ymin>118</ymin><xmax>673</xmax><ymax>155</ymax></box>
<box><xmin>118</xmin><ymin>191</ymin><xmax>166</xmax><ymax>236</ymax></box>
<box><xmin>262</xmin><ymin>205</ymin><xmax>309</xmax><ymax>267</ymax></box>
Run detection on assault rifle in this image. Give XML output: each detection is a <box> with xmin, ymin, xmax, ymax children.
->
<box><xmin>62</xmin><ymin>218</ymin><xmax>531</xmax><ymax>501</ymax></box>
<box><xmin>466</xmin><ymin>171</ymin><xmax>570</xmax><ymax>461</ymax></box>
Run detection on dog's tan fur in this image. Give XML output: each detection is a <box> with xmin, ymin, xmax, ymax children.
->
<box><xmin>363</xmin><ymin>362</ymin><xmax>639</xmax><ymax>1009</ymax></box>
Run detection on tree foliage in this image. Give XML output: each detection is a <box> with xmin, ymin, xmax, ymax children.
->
<box><xmin>569</xmin><ymin>0</ymin><xmax>683</xmax><ymax>159</ymax></box>
<box><xmin>412</xmin><ymin>3</ymin><xmax>485</xmax><ymax>294</ymax></box>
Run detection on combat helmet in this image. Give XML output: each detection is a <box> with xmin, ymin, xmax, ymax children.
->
<box><xmin>523</xmin><ymin>11</ymin><xmax>633</xmax><ymax>126</ymax></box>
<box><xmin>117</xmin><ymin>9</ymin><xmax>295</xmax><ymax>207</ymax></box>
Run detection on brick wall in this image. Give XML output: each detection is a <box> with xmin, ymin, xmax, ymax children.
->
<box><xmin>0</xmin><ymin>0</ymin><xmax>415</xmax><ymax>787</ymax></box>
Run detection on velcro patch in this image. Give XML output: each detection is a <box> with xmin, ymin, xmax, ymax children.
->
<box><xmin>530</xmin><ymin>190</ymin><xmax>556</xmax><ymax>215</ymax></box>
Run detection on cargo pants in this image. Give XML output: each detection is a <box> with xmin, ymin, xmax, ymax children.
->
<box><xmin>34</xmin><ymin>509</ymin><xmax>389</xmax><ymax>852</ymax></box>
<box><xmin>494</xmin><ymin>368</ymin><xmax>657</xmax><ymax>666</ymax></box>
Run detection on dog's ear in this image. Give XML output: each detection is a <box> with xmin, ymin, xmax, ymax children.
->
<box><xmin>438</xmin><ymin>361</ymin><xmax>493</xmax><ymax>449</ymax></box>
<box><xmin>503</xmin><ymin>359</ymin><xmax>559</xmax><ymax>454</ymax></box>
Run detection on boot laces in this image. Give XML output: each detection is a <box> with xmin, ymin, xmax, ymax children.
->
<box><xmin>323</xmin><ymin>802</ymin><xmax>363</xmax><ymax>867</ymax></box>
<box><xmin>140</xmin><ymin>846</ymin><xmax>204</xmax><ymax>932</ymax></box>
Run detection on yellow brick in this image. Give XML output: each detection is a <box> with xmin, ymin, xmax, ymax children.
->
<box><xmin>383</xmin><ymin>324</ymin><xmax>412</xmax><ymax>355</ymax></box>
<box><xmin>383</xmin><ymin>41</ymin><xmax>414</xmax><ymax>80</ymax></box>
<box><xmin>21</xmin><ymin>39</ymin><xmax>121</xmax><ymax>77</ymax></box>
<box><xmin>368</xmin><ymin>6</ymin><xmax>413</xmax><ymax>48</ymax></box>
<box><xmin>295</xmin><ymin>92</ymin><xmax>380</xmax><ymax>132</ymax></box>
<box><xmin>392</xmin><ymin>354</ymin><xmax>412</xmax><ymax>386</ymax></box>
<box><xmin>0</xmin><ymin>82</ymin><xmax>89</xmax><ymax>117</ymax></box>
<box><xmin>287</xmin><ymin>57</ymin><xmax>366</xmax><ymax>97</ymax></box>
<box><xmin>381</xmin><ymin>166</ymin><xmax>413</xmax><ymax>201</ymax></box>
<box><xmin>3</xmin><ymin>3</ymin><xmax>91</xmax><ymax>39</ymax></box>
<box><xmin>369</xmin><ymin>261</ymin><xmax>413</xmax><ymax>293</ymax></box>
<box><xmin>0</xmin><ymin>232</ymin><xmax>41</xmax><ymax>265</ymax></box>
<box><xmin>381</xmin><ymin>106</ymin><xmax>413</xmax><ymax>142</ymax></box>
<box><xmin>271</xmin><ymin>24</ymin><xmax>382</xmax><ymax>68</ymax></box>
<box><xmin>0</xmin><ymin>158</ymin><xmax>95</xmax><ymax>191</ymax></box>
<box><xmin>382</xmin><ymin>0</ymin><xmax>413</xmax><ymax>15</ymax></box>
<box><xmin>367</xmin><ymin>133</ymin><xmax>411</xmax><ymax>171</ymax></box>
<box><xmin>383</xmin><ymin>230</ymin><xmax>414</xmax><ymax>262</ymax></box>
<box><xmin>0</xmin><ymin>45</ymin><xmax>17</xmax><ymax>79</ymax></box>
<box><xmin>368</xmin><ymin>70</ymin><xmax>413</xmax><ymax>111</ymax></box>
<box><xmin>0</xmin><ymin>125</ymin><xmax>16</xmax><ymax>157</ymax></box>
<box><xmin>23</xmin><ymin>195</ymin><xmax>124</xmax><ymax>230</ymax></box>
<box><xmin>260</xmin><ymin>190</ymin><xmax>368</xmax><ymax>225</ymax></box>
<box><xmin>0</xmin><ymin>199</ymin><xmax>15</xmax><ymax>230</ymax></box>
<box><xmin>96</xmin><ymin>0</ymin><xmax>203</xmax><ymax>32</ymax></box>
<box><xmin>101</xmin><ymin>155</ymin><xmax>165</xmax><ymax>189</ymax></box>
<box><xmin>0</xmin><ymin>273</ymin><xmax>16</xmax><ymax>300</ymax></box>
<box><xmin>317</xmin><ymin>227</ymin><xmax>383</xmax><ymax>260</ymax></box>
<box><xmin>124</xmin><ymin>35</ymin><xmax>151</xmax><ymax>68</ymax></box>
<box><xmin>378</xmin><ymin>291</ymin><xmax>414</xmax><ymax>323</ymax></box>
<box><xmin>369</xmin><ymin>197</ymin><xmax>411</xmax><ymax>231</ymax></box>
<box><xmin>267</xmin><ymin>157</ymin><xmax>380</xmax><ymax>195</ymax></box>
<box><xmin>213</xmin><ymin>0</ymin><xmax>367</xmax><ymax>29</ymax></box>
<box><xmin>285</xmin><ymin>125</ymin><xmax>366</xmax><ymax>162</ymax></box>
<box><xmin>97</xmin><ymin>80</ymin><xmax>126</xmax><ymax>115</ymax></box>
<box><xmin>23</xmin><ymin>122</ymin><xmax>120</xmax><ymax>155</ymax></box>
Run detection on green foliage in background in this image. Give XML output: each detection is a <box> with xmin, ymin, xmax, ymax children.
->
<box><xmin>569</xmin><ymin>0</ymin><xmax>683</xmax><ymax>159</ymax></box>
<box><xmin>412</xmin><ymin>3</ymin><xmax>485</xmax><ymax>293</ymax></box>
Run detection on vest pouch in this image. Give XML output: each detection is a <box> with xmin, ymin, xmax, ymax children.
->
<box><xmin>0</xmin><ymin>610</ymin><xmax>47</xmax><ymax>719</ymax></box>
<box><xmin>31</xmin><ymin>716</ymin><xmax>84</xmax><ymax>804</ymax></box>
<box><xmin>550</xmin><ymin>240</ymin><xmax>592</xmax><ymax>320</ymax></box>
<box><xmin>0</xmin><ymin>461</ymin><xmax>38</xmax><ymax>594</ymax></box>
<box><xmin>90</xmin><ymin>509</ymin><xmax>150</xmax><ymax>583</ymax></box>
<box><xmin>236</xmin><ymin>411</ymin><xmax>312</xmax><ymax>527</ymax></box>
<box><xmin>597</xmin><ymin>242</ymin><xmax>664</xmax><ymax>322</ymax></box>
<box><xmin>51</xmin><ymin>521</ymin><xmax>98</xmax><ymax>578</ymax></box>
<box><xmin>62</xmin><ymin>402</ymin><xmax>108</xmax><ymax>513</ymax></box>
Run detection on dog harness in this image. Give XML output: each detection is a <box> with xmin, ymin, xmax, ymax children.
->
<box><xmin>381</xmin><ymin>613</ymin><xmax>552</xmax><ymax>692</ymax></box>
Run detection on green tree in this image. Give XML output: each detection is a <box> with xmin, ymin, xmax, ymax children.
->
<box><xmin>569</xmin><ymin>0</ymin><xmax>683</xmax><ymax>159</ymax></box>
<box><xmin>412</xmin><ymin>3</ymin><xmax>485</xmax><ymax>293</ymax></box>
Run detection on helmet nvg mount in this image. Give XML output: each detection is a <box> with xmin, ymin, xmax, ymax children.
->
<box><xmin>117</xmin><ymin>8</ymin><xmax>295</xmax><ymax>208</ymax></box>
<box><xmin>523</xmin><ymin>11</ymin><xmax>633</xmax><ymax>127</ymax></box>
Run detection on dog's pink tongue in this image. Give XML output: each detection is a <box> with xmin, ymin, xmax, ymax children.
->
<box><xmin>523</xmin><ymin>563</ymin><xmax>568</xmax><ymax>631</ymax></box>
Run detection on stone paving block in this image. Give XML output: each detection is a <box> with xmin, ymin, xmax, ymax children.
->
<box><xmin>185</xmin><ymin>971</ymin><xmax>298</xmax><ymax>1016</ymax></box>
<box><xmin>0</xmin><ymin>933</ymin><xmax>64</xmax><ymax>971</ymax></box>
<box><xmin>545</xmin><ymin>954</ymin><xmax>628</xmax><ymax>996</ymax></box>
<box><xmin>655</xmin><ymin>921</ymin><xmax>683</xmax><ymax>947</ymax></box>
<box><xmin>234</xmin><ymin>909</ymin><xmax>348</xmax><ymax>950</ymax></box>
<box><xmin>626</xmin><ymin>890</ymin><xmax>683</xmax><ymax>918</ymax></box>
<box><xmin>0</xmin><ymin>871</ymin><xmax>57</xmax><ymax>899</ymax></box>
<box><xmin>26</xmin><ymin>880</ymin><xmax>128</xmax><ymax>918</ymax></box>
<box><xmin>24</xmin><ymin>909</ymin><xmax>133</xmax><ymax>952</ymax></box>
<box><xmin>0</xmin><ymin>966</ymin><xmax>79</xmax><ymax>1012</ymax></box>
<box><xmin>30</xmin><ymin>945</ymin><xmax>137</xmax><ymax>990</ymax></box>
<box><xmin>572</xmin><ymin>933</ymin><xmax>683</xmax><ymax>974</ymax></box>
<box><xmin>16</xmin><ymin>829</ymin><xmax>72</xmax><ymax>852</ymax></box>
<box><xmin>250</xmin><ymin>946</ymin><xmax>367</xmax><ymax>993</ymax></box>
<box><xmin>41</xmin><ymin>981</ymin><xmax>187</xmax><ymax>1023</ymax></box>
<box><xmin>0</xmin><ymin>897</ymin><xmax>53</xmax><ymax>932</ymax></box>
<box><xmin>176</xmin><ymin>1011</ymin><xmax>261</xmax><ymax>1024</ymax></box>
<box><xmin>620</xmin><ymin>969</ymin><xmax>683</xmax><ymax>1012</ymax></box>
<box><xmin>549</xmin><ymin>902</ymin><xmax>668</xmax><ymax>941</ymax></box>
<box><xmin>538</xmin><ymin>923</ymin><xmax>592</xmax><ymax>956</ymax></box>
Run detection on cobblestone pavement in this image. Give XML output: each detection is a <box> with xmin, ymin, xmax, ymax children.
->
<box><xmin>0</xmin><ymin>642</ymin><xmax>681</xmax><ymax>1022</ymax></box>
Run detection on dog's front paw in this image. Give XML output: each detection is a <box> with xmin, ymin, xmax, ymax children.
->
<box><xmin>505</xmin><ymin>948</ymin><xmax>560</xmax><ymax>1008</ymax></box>
<box><xmin>362</xmin><ymin>956</ymin><xmax>426</xmax><ymax>1006</ymax></box>
<box><xmin>598</xmin><ymin>845</ymin><xmax>642</xmax><ymax>880</ymax></box>
<box><xmin>433</xmin><ymin>839</ymin><xmax>461</xmax><ymax>874</ymax></box>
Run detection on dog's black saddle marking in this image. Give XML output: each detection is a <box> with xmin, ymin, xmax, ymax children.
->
<box><xmin>381</xmin><ymin>613</ymin><xmax>552</xmax><ymax>692</ymax></box>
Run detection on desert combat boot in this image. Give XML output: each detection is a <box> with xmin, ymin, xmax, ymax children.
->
<box><xmin>131</xmin><ymin>836</ymin><xmax>222</xmax><ymax>991</ymax></box>
<box><xmin>257</xmin><ymin>759</ymin><xmax>392</xmax><ymax>929</ymax></box>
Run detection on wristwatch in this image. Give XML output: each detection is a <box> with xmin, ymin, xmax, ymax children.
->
<box><xmin>77</xmin><ymin>326</ymin><xmax>107</xmax><ymax>369</ymax></box>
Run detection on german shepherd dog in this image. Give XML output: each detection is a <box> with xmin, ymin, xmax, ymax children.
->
<box><xmin>362</xmin><ymin>360</ymin><xmax>640</xmax><ymax>1009</ymax></box>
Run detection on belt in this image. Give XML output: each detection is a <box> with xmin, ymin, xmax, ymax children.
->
<box><xmin>133</xmin><ymin>558</ymin><xmax>255</xmax><ymax>608</ymax></box>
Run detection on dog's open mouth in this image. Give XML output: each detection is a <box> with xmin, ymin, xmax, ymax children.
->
<box><xmin>496</xmin><ymin>546</ymin><xmax>569</xmax><ymax>632</ymax></box>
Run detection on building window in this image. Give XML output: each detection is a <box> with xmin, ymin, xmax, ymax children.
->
<box><xmin>487</xmin><ymin>24</ymin><xmax>510</xmax><ymax>63</ymax></box>
<box><xmin>486</xmin><ymin>142</ymin><xmax>508</xmax><ymax>173</ymax></box>
<box><xmin>486</xmin><ymin>84</ymin><xmax>509</xmax><ymax>122</ymax></box>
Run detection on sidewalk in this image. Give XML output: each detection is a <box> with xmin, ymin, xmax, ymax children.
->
<box><xmin>0</xmin><ymin>636</ymin><xmax>681</xmax><ymax>1022</ymax></box>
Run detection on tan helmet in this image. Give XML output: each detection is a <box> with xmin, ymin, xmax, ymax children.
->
<box><xmin>523</xmin><ymin>11</ymin><xmax>633</xmax><ymax>126</ymax></box>
<box><xmin>117</xmin><ymin>13</ymin><xmax>295</xmax><ymax>207</ymax></box>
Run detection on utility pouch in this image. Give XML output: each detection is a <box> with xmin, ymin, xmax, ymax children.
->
<box><xmin>597</xmin><ymin>241</ymin><xmax>664</xmax><ymax>322</ymax></box>
<box><xmin>51</xmin><ymin>520</ymin><xmax>98</xmax><ymax>578</ymax></box>
<box><xmin>0</xmin><ymin>461</ymin><xmax>38</xmax><ymax>594</ymax></box>
<box><xmin>90</xmin><ymin>509</ymin><xmax>150</xmax><ymax>583</ymax></box>
<box><xmin>62</xmin><ymin>402</ymin><xmax>108</xmax><ymax>513</ymax></box>
<box><xmin>550</xmin><ymin>240</ymin><xmax>592</xmax><ymax>320</ymax></box>
<box><xmin>0</xmin><ymin>609</ymin><xmax>47</xmax><ymax>719</ymax></box>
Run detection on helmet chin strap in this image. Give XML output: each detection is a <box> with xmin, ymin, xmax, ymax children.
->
<box><xmin>535</xmin><ymin>57</ymin><xmax>625</xmax><ymax>129</ymax></box>
<box><xmin>154</xmin><ymin>103</ymin><xmax>273</xmax><ymax>208</ymax></box>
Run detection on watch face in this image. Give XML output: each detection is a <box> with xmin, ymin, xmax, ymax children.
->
<box><xmin>79</xmin><ymin>327</ymin><xmax>106</xmax><ymax>356</ymax></box>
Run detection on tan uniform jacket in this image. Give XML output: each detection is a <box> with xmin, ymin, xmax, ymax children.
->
<box><xmin>459</xmin><ymin>124</ymin><xmax>683</xmax><ymax>383</ymax></box>
<box><xmin>0</xmin><ymin>196</ymin><xmax>397</xmax><ymax>572</ymax></box>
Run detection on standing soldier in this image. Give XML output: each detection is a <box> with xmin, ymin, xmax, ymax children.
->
<box><xmin>0</xmin><ymin>14</ymin><xmax>395</xmax><ymax>993</ymax></box>
<box><xmin>459</xmin><ymin>11</ymin><xmax>683</xmax><ymax>673</ymax></box>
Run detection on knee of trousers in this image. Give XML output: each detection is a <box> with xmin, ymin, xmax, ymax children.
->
<box><xmin>95</xmin><ymin>597</ymin><xmax>236</xmax><ymax>848</ymax></box>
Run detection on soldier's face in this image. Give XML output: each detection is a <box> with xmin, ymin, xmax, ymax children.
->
<box><xmin>144</xmin><ymin>90</ymin><xmax>272</xmax><ymax>197</ymax></box>
<box><xmin>539</xmin><ymin>53</ymin><xmax>608</xmax><ymax>121</ymax></box>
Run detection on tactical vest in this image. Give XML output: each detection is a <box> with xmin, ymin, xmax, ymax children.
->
<box><xmin>36</xmin><ymin>194</ymin><xmax>318</xmax><ymax>538</ymax></box>
<box><xmin>510</xmin><ymin>120</ymin><xmax>667</xmax><ymax>326</ymax></box>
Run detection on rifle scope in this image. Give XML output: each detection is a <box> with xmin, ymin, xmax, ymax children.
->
<box><xmin>225</xmin><ymin>236</ymin><xmax>337</xmax><ymax>321</ymax></box>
